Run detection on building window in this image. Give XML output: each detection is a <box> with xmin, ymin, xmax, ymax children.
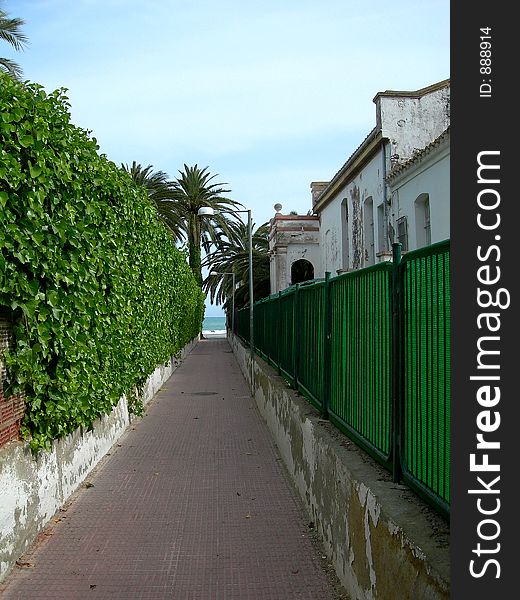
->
<box><xmin>415</xmin><ymin>193</ymin><xmax>431</xmax><ymax>248</ymax></box>
<box><xmin>377</xmin><ymin>202</ymin><xmax>385</xmax><ymax>255</ymax></box>
<box><xmin>325</xmin><ymin>228</ymin><xmax>331</xmax><ymax>272</ymax></box>
<box><xmin>363</xmin><ymin>196</ymin><xmax>375</xmax><ymax>266</ymax></box>
<box><xmin>397</xmin><ymin>216</ymin><xmax>408</xmax><ymax>251</ymax></box>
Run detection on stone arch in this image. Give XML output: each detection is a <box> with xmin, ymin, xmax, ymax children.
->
<box><xmin>291</xmin><ymin>259</ymin><xmax>314</xmax><ymax>285</ymax></box>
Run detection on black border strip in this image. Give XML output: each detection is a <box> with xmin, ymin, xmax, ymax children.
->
<box><xmin>451</xmin><ymin>2</ymin><xmax>515</xmax><ymax>597</ymax></box>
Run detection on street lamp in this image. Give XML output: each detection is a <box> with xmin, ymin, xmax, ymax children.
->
<box><xmin>197</xmin><ymin>206</ymin><xmax>254</xmax><ymax>392</ymax></box>
<box><xmin>197</xmin><ymin>207</ymin><xmax>214</xmax><ymax>217</ymax></box>
<box><xmin>209</xmin><ymin>271</ymin><xmax>236</xmax><ymax>334</ymax></box>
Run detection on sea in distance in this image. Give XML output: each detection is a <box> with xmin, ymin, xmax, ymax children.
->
<box><xmin>202</xmin><ymin>316</ymin><xmax>227</xmax><ymax>337</ymax></box>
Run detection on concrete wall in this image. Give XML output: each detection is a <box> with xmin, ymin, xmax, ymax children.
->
<box><xmin>230</xmin><ymin>334</ymin><xmax>450</xmax><ymax>600</ymax></box>
<box><xmin>314</xmin><ymin>81</ymin><xmax>450</xmax><ymax>276</ymax></box>
<box><xmin>0</xmin><ymin>337</ymin><xmax>198</xmax><ymax>583</ymax></box>
<box><xmin>376</xmin><ymin>85</ymin><xmax>450</xmax><ymax>163</ymax></box>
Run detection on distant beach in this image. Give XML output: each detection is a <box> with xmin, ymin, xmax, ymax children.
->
<box><xmin>202</xmin><ymin>316</ymin><xmax>227</xmax><ymax>338</ymax></box>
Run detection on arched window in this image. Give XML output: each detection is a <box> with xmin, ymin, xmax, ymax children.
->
<box><xmin>291</xmin><ymin>259</ymin><xmax>314</xmax><ymax>285</ymax></box>
<box><xmin>377</xmin><ymin>202</ymin><xmax>385</xmax><ymax>256</ymax></box>
<box><xmin>397</xmin><ymin>216</ymin><xmax>408</xmax><ymax>251</ymax></box>
<box><xmin>324</xmin><ymin>229</ymin><xmax>331</xmax><ymax>272</ymax></box>
<box><xmin>415</xmin><ymin>193</ymin><xmax>431</xmax><ymax>248</ymax></box>
<box><xmin>363</xmin><ymin>196</ymin><xmax>375</xmax><ymax>266</ymax></box>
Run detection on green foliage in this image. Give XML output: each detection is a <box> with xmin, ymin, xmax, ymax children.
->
<box><xmin>121</xmin><ymin>161</ymin><xmax>184</xmax><ymax>243</ymax></box>
<box><xmin>0</xmin><ymin>73</ymin><xmax>204</xmax><ymax>452</ymax></box>
<box><xmin>203</xmin><ymin>221</ymin><xmax>270</xmax><ymax>310</ymax></box>
<box><xmin>169</xmin><ymin>164</ymin><xmax>244</xmax><ymax>286</ymax></box>
<box><xmin>1</xmin><ymin>1</ymin><xmax>29</xmax><ymax>79</ymax></box>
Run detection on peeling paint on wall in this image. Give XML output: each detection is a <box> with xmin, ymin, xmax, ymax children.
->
<box><xmin>350</xmin><ymin>186</ymin><xmax>363</xmax><ymax>270</ymax></box>
<box><xmin>315</xmin><ymin>81</ymin><xmax>450</xmax><ymax>276</ymax></box>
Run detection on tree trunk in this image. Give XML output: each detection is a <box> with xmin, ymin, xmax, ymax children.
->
<box><xmin>188</xmin><ymin>214</ymin><xmax>202</xmax><ymax>287</ymax></box>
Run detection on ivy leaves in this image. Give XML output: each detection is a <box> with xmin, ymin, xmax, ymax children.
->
<box><xmin>1</xmin><ymin>73</ymin><xmax>204</xmax><ymax>452</ymax></box>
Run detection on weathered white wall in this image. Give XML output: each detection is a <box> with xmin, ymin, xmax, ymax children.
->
<box><xmin>0</xmin><ymin>338</ymin><xmax>198</xmax><ymax>583</ymax></box>
<box><xmin>270</xmin><ymin>246</ymin><xmax>290</xmax><ymax>293</ymax></box>
<box><xmin>269</xmin><ymin>216</ymin><xmax>321</xmax><ymax>293</ymax></box>
<box><xmin>0</xmin><ymin>396</ymin><xmax>130</xmax><ymax>582</ymax></box>
<box><xmin>316</xmin><ymin>81</ymin><xmax>450</xmax><ymax>275</ymax></box>
<box><xmin>376</xmin><ymin>85</ymin><xmax>450</xmax><ymax>162</ymax></box>
<box><xmin>270</xmin><ymin>241</ymin><xmax>322</xmax><ymax>293</ymax></box>
<box><xmin>389</xmin><ymin>138</ymin><xmax>450</xmax><ymax>249</ymax></box>
<box><xmin>320</xmin><ymin>151</ymin><xmax>386</xmax><ymax>273</ymax></box>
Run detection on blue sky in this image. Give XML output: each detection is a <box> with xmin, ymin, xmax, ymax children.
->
<box><xmin>6</xmin><ymin>0</ymin><xmax>449</xmax><ymax>315</ymax></box>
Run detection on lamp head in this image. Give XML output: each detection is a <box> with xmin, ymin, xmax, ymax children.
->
<box><xmin>197</xmin><ymin>207</ymin><xmax>215</xmax><ymax>216</ymax></box>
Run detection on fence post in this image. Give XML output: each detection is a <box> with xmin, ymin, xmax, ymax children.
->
<box><xmin>276</xmin><ymin>292</ymin><xmax>282</xmax><ymax>375</ymax></box>
<box><xmin>322</xmin><ymin>272</ymin><xmax>331</xmax><ymax>420</ymax></box>
<box><xmin>293</xmin><ymin>284</ymin><xmax>300</xmax><ymax>389</ymax></box>
<box><xmin>392</xmin><ymin>243</ymin><xmax>403</xmax><ymax>483</ymax></box>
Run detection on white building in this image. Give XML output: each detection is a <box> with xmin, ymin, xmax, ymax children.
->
<box><xmin>385</xmin><ymin>127</ymin><xmax>450</xmax><ymax>251</ymax></box>
<box><xmin>269</xmin><ymin>213</ymin><xmax>321</xmax><ymax>294</ymax></box>
<box><xmin>269</xmin><ymin>79</ymin><xmax>450</xmax><ymax>292</ymax></box>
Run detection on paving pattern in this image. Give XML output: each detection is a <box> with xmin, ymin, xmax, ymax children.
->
<box><xmin>1</xmin><ymin>339</ymin><xmax>343</xmax><ymax>599</ymax></box>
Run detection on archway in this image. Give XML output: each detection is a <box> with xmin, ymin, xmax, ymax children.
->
<box><xmin>291</xmin><ymin>259</ymin><xmax>314</xmax><ymax>285</ymax></box>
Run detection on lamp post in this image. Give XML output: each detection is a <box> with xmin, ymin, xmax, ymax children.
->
<box><xmin>209</xmin><ymin>271</ymin><xmax>236</xmax><ymax>334</ymax></box>
<box><xmin>197</xmin><ymin>207</ymin><xmax>254</xmax><ymax>392</ymax></box>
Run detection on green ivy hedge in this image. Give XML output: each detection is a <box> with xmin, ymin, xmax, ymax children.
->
<box><xmin>0</xmin><ymin>73</ymin><xmax>204</xmax><ymax>451</ymax></box>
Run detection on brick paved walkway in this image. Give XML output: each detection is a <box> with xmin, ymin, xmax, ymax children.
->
<box><xmin>0</xmin><ymin>339</ymin><xmax>343</xmax><ymax>599</ymax></box>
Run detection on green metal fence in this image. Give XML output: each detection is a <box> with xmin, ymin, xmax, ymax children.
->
<box><xmin>236</xmin><ymin>240</ymin><xmax>450</xmax><ymax>518</ymax></box>
<box><xmin>328</xmin><ymin>263</ymin><xmax>393</xmax><ymax>466</ymax></box>
<box><xmin>400</xmin><ymin>241</ymin><xmax>450</xmax><ymax>513</ymax></box>
<box><xmin>294</xmin><ymin>281</ymin><xmax>326</xmax><ymax>409</ymax></box>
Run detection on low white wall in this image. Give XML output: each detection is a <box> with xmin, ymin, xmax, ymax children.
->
<box><xmin>0</xmin><ymin>337</ymin><xmax>198</xmax><ymax>582</ymax></box>
<box><xmin>230</xmin><ymin>334</ymin><xmax>450</xmax><ymax>600</ymax></box>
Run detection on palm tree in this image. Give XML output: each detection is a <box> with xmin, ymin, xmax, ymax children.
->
<box><xmin>1</xmin><ymin>2</ymin><xmax>28</xmax><ymax>79</ymax></box>
<box><xmin>170</xmin><ymin>164</ymin><xmax>243</xmax><ymax>286</ymax></box>
<box><xmin>121</xmin><ymin>161</ymin><xmax>184</xmax><ymax>242</ymax></box>
<box><xmin>203</xmin><ymin>220</ymin><xmax>270</xmax><ymax>312</ymax></box>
